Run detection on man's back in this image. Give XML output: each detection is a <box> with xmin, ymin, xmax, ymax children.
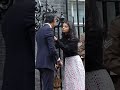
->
<box><xmin>36</xmin><ymin>24</ymin><xmax>57</xmax><ymax>71</ymax></box>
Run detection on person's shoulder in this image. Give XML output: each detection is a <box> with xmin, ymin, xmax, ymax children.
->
<box><xmin>114</xmin><ymin>15</ymin><xmax>120</xmax><ymax>20</ymax></box>
<box><xmin>111</xmin><ymin>15</ymin><xmax>120</xmax><ymax>26</ymax></box>
<box><xmin>40</xmin><ymin>25</ymin><xmax>51</xmax><ymax>31</ymax></box>
<box><xmin>36</xmin><ymin>25</ymin><xmax>50</xmax><ymax>33</ymax></box>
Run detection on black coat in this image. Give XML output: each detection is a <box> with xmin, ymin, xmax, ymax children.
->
<box><xmin>55</xmin><ymin>37</ymin><xmax>79</xmax><ymax>58</ymax></box>
<box><xmin>1</xmin><ymin>1</ymin><xmax>35</xmax><ymax>90</ymax></box>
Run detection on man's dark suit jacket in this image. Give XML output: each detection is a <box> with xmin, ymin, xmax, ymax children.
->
<box><xmin>1</xmin><ymin>0</ymin><xmax>35</xmax><ymax>90</ymax></box>
<box><xmin>36</xmin><ymin>24</ymin><xmax>58</xmax><ymax>71</ymax></box>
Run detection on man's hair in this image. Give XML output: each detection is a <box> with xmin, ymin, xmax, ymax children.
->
<box><xmin>44</xmin><ymin>13</ymin><xmax>56</xmax><ymax>23</ymax></box>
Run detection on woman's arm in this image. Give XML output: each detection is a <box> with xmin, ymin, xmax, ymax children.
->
<box><xmin>54</xmin><ymin>36</ymin><xmax>78</xmax><ymax>53</ymax></box>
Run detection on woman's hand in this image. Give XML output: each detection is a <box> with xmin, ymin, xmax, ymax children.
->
<box><xmin>54</xmin><ymin>36</ymin><xmax>58</xmax><ymax>41</ymax></box>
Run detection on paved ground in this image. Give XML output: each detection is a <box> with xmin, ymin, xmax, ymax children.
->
<box><xmin>35</xmin><ymin>69</ymin><xmax>40</xmax><ymax>90</ymax></box>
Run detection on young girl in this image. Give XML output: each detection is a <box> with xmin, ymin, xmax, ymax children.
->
<box><xmin>54</xmin><ymin>21</ymin><xmax>85</xmax><ymax>90</ymax></box>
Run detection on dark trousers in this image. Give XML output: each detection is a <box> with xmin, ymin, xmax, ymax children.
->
<box><xmin>39</xmin><ymin>68</ymin><xmax>54</xmax><ymax>90</ymax></box>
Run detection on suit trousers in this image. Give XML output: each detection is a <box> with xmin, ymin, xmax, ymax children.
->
<box><xmin>39</xmin><ymin>68</ymin><xmax>54</xmax><ymax>90</ymax></box>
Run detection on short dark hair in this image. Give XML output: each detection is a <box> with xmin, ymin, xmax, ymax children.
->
<box><xmin>44</xmin><ymin>13</ymin><xmax>56</xmax><ymax>23</ymax></box>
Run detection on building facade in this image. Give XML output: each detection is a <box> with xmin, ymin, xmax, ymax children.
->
<box><xmin>35</xmin><ymin>0</ymin><xmax>85</xmax><ymax>35</ymax></box>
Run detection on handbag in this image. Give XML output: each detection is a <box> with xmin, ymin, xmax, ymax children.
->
<box><xmin>53</xmin><ymin>69</ymin><xmax>62</xmax><ymax>90</ymax></box>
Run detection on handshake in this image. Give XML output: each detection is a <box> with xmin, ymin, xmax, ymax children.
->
<box><xmin>55</xmin><ymin>58</ymin><xmax>63</xmax><ymax>69</ymax></box>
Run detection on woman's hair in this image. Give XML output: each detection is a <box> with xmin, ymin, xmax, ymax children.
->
<box><xmin>62</xmin><ymin>21</ymin><xmax>77</xmax><ymax>39</ymax></box>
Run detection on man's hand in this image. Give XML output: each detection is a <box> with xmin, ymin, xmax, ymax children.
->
<box><xmin>57</xmin><ymin>60</ymin><xmax>63</xmax><ymax>67</ymax></box>
<box><xmin>55</xmin><ymin>58</ymin><xmax>63</xmax><ymax>69</ymax></box>
<box><xmin>55</xmin><ymin>64</ymin><xmax>60</xmax><ymax>69</ymax></box>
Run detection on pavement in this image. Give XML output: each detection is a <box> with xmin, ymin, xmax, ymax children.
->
<box><xmin>35</xmin><ymin>69</ymin><xmax>40</xmax><ymax>90</ymax></box>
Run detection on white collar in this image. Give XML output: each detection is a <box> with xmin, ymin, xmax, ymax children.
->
<box><xmin>44</xmin><ymin>23</ymin><xmax>52</xmax><ymax>28</ymax></box>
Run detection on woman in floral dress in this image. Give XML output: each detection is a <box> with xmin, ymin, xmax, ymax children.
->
<box><xmin>54</xmin><ymin>21</ymin><xmax>85</xmax><ymax>90</ymax></box>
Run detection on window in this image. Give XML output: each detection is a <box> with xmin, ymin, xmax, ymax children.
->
<box><xmin>68</xmin><ymin>0</ymin><xmax>85</xmax><ymax>35</ymax></box>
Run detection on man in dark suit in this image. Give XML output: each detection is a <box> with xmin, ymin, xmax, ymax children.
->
<box><xmin>1</xmin><ymin>0</ymin><xmax>35</xmax><ymax>90</ymax></box>
<box><xmin>36</xmin><ymin>13</ymin><xmax>62</xmax><ymax>90</ymax></box>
